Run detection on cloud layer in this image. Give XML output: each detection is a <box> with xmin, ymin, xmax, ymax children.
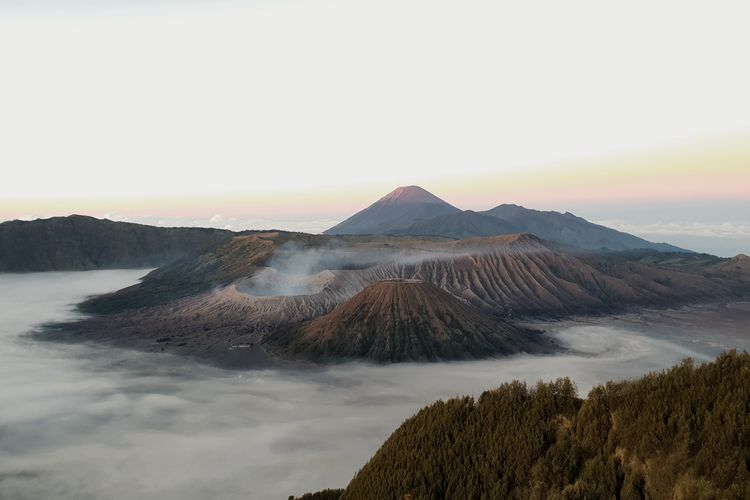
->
<box><xmin>1</xmin><ymin>271</ymin><xmax>749</xmax><ymax>499</ymax></box>
<box><xmin>598</xmin><ymin>220</ymin><xmax>750</xmax><ymax>239</ymax></box>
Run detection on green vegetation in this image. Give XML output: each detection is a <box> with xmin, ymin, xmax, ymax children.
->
<box><xmin>295</xmin><ymin>351</ymin><xmax>750</xmax><ymax>499</ymax></box>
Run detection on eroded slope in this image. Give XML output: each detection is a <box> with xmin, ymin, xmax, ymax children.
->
<box><xmin>265</xmin><ymin>280</ymin><xmax>552</xmax><ymax>362</ymax></box>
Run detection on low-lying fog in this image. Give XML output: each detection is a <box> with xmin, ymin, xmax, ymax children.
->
<box><xmin>1</xmin><ymin>271</ymin><xmax>749</xmax><ymax>500</ymax></box>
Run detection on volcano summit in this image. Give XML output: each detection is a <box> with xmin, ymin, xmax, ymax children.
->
<box><xmin>265</xmin><ymin>279</ymin><xmax>552</xmax><ymax>363</ymax></box>
<box><xmin>323</xmin><ymin>186</ymin><xmax>461</xmax><ymax>235</ymax></box>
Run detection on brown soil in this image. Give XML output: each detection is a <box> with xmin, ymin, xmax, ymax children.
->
<box><xmin>265</xmin><ymin>280</ymin><xmax>553</xmax><ymax>363</ymax></box>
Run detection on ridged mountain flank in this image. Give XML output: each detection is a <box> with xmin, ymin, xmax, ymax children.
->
<box><xmin>264</xmin><ymin>279</ymin><xmax>552</xmax><ymax>363</ymax></box>
<box><xmin>323</xmin><ymin>186</ymin><xmax>461</xmax><ymax>235</ymax></box>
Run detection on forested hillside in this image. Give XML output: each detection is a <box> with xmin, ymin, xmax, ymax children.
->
<box><xmin>295</xmin><ymin>351</ymin><xmax>750</xmax><ymax>499</ymax></box>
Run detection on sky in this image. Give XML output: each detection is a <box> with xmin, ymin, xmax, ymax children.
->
<box><xmin>1</xmin><ymin>0</ymin><xmax>749</xmax><ymax>256</ymax></box>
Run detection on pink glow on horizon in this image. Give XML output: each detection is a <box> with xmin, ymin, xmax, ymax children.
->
<box><xmin>2</xmin><ymin>137</ymin><xmax>748</xmax><ymax>223</ymax></box>
<box><xmin>2</xmin><ymin>175</ymin><xmax>747</xmax><ymax>224</ymax></box>
<box><xmin>446</xmin><ymin>173</ymin><xmax>750</xmax><ymax>211</ymax></box>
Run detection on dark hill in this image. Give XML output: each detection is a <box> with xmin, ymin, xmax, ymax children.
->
<box><xmin>265</xmin><ymin>279</ymin><xmax>552</xmax><ymax>363</ymax></box>
<box><xmin>0</xmin><ymin>215</ymin><xmax>235</xmax><ymax>272</ymax></box>
<box><xmin>295</xmin><ymin>351</ymin><xmax>750</xmax><ymax>499</ymax></box>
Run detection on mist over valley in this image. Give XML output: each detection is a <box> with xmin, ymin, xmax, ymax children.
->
<box><xmin>1</xmin><ymin>271</ymin><xmax>749</xmax><ymax>499</ymax></box>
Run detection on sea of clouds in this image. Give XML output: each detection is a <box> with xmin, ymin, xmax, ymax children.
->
<box><xmin>0</xmin><ymin>270</ymin><xmax>748</xmax><ymax>500</ymax></box>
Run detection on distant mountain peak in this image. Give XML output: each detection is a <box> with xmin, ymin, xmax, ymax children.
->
<box><xmin>378</xmin><ymin>186</ymin><xmax>455</xmax><ymax>206</ymax></box>
<box><xmin>323</xmin><ymin>186</ymin><xmax>460</xmax><ymax>235</ymax></box>
<box><xmin>324</xmin><ymin>189</ymin><xmax>687</xmax><ymax>252</ymax></box>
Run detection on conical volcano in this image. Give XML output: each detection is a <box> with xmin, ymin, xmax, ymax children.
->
<box><xmin>323</xmin><ymin>186</ymin><xmax>461</xmax><ymax>235</ymax></box>
<box><xmin>265</xmin><ymin>279</ymin><xmax>553</xmax><ymax>363</ymax></box>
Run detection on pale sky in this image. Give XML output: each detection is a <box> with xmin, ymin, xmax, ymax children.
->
<box><xmin>1</xmin><ymin>0</ymin><xmax>749</xmax><ymax>255</ymax></box>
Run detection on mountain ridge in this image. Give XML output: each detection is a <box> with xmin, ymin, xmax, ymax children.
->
<box><xmin>0</xmin><ymin>214</ymin><xmax>236</xmax><ymax>272</ymax></box>
<box><xmin>481</xmin><ymin>203</ymin><xmax>684</xmax><ymax>252</ymax></box>
<box><xmin>50</xmin><ymin>231</ymin><xmax>750</xmax><ymax>369</ymax></box>
<box><xmin>325</xmin><ymin>186</ymin><xmax>688</xmax><ymax>253</ymax></box>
